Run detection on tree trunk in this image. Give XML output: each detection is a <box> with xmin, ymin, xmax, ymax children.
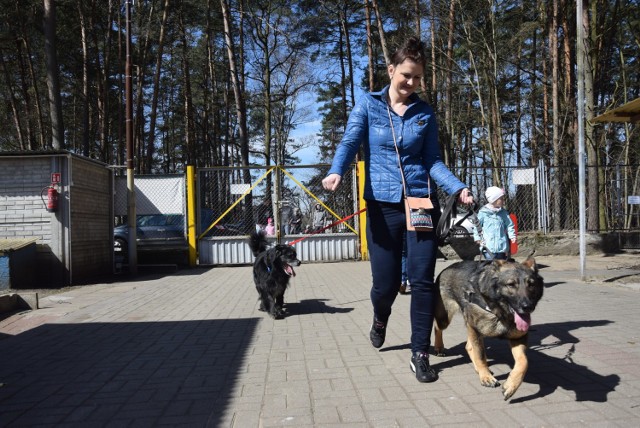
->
<box><xmin>583</xmin><ymin>0</ymin><xmax>600</xmax><ymax>231</ymax></box>
<box><xmin>179</xmin><ymin>5</ymin><xmax>195</xmax><ymax>166</ymax></box>
<box><xmin>338</xmin><ymin>13</ymin><xmax>349</xmax><ymax>124</ymax></box>
<box><xmin>16</xmin><ymin>0</ymin><xmax>45</xmax><ymax>149</ymax></box>
<box><xmin>204</xmin><ymin>0</ymin><xmax>219</xmax><ymax>167</ymax></box>
<box><xmin>414</xmin><ymin>0</ymin><xmax>428</xmax><ymax>100</ymax></box>
<box><xmin>147</xmin><ymin>0</ymin><xmax>170</xmax><ymax>171</ymax></box>
<box><xmin>0</xmin><ymin>53</ymin><xmax>25</xmax><ymax>149</ymax></box>
<box><xmin>550</xmin><ymin>0</ymin><xmax>561</xmax><ymax>230</ymax></box>
<box><xmin>443</xmin><ymin>0</ymin><xmax>456</xmax><ymax>165</ymax></box>
<box><xmin>15</xmin><ymin>36</ymin><xmax>35</xmax><ymax>150</ymax></box>
<box><xmin>370</xmin><ymin>0</ymin><xmax>389</xmax><ymax>65</ymax></box>
<box><xmin>77</xmin><ymin>2</ymin><xmax>90</xmax><ymax>156</ymax></box>
<box><xmin>94</xmin><ymin>0</ymin><xmax>115</xmax><ymax>163</ymax></box>
<box><xmin>530</xmin><ymin>8</ymin><xmax>539</xmax><ymax>165</ymax></box>
<box><xmin>364</xmin><ymin>0</ymin><xmax>374</xmax><ymax>91</ymax></box>
<box><xmin>219</xmin><ymin>0</ymin><xmax>253</xmax><ymax>227</ymax></box>
<box><xmin>134</xmin><ymin>3</ymin><xmax>154</xmax><ymax>171</ymax></box>
<box><xmin>43</xmin><ymin>0</ymin><xmax>64</xmax><ymax>149</ymax></box>
<box><xmin>340</xmin><ymin>4</ymin><xmax>355</xmax><ymax>108</ymax></box>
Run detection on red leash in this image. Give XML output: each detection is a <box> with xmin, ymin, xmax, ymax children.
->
<box><xmin>288</xmin><ymin>208</ymin><xmax>367</xmax><ymax>246</ymax></box>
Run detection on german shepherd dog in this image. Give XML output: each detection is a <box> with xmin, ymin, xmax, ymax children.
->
<box><xmin>249</xmin><ymin>231</ymin><xmax>301</xmax><ymax>319</ymax></box>
<box><xmin>434</xmin><ymin>257</ymin><xmax>544</xmax><ymax>400</ymax></box>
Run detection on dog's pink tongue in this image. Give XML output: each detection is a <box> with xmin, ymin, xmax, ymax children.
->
<box><xmin>285</xmin><ymin>265</ymin><xmax>296</xmax><ymax>277</ymax></box>
<box><xmin>514</xmin><ymin>312</ymin><xmax>531</xmax><ymax>331</ymax></box>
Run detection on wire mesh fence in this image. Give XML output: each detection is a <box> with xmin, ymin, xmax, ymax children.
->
<box><xmin>113</xmin><ymin>163</ymin><xmax>639</xmax><ymax>240</ymax></box>
<box><xmin>448</xmin><ymin>163</ymin><xmax>640</xmax><ymax>234</ymax></box>
<box><xmin>447</xmin><ymin>165</ymin><xmax>542</xmax><ymax>233</ymax></box>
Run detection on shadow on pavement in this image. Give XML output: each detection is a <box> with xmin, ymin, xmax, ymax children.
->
<box><xmin>285</xmin><ymin>299</ymin><xmax>354</xmax><ymax>316</ymax></box>
<box><xmin>543</xmin><ymin>281</ymin><xmax>566</xmax><ymax>288</ymax></box>
<box><xmin>429</xmin><ymin>320</ymin><xmax>620</xmax><ymax>404</ymax></box>
<box><xmin>113</xmin><ymin>266</ymin><xmax>216</xmax><ymax>283</ymax></box>
<box><xmin>0</xmin><ymin>318</ymin><xmax>259</xmax><ymax>426</ymax></box>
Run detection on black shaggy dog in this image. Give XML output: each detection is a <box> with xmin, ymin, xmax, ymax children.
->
<box><xmin>249</xmin><ymin>231</ymin><xmax>301</xmax><ymax>319</ymax></box>
<box><xmin>433</xmin><ymin>257</ymin><xmax>544</xmax><ymax>400</ymax></box>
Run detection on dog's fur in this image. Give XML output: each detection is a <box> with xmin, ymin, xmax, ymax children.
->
<box><xmin>434</xmin><ymin>257</ymin><xmax>544</xmax><ymax>400</ymax></box>
<box><xmin>249</xmin><ymin>231</ymin><xmax>301</xmax><ymax>319</ymax></box>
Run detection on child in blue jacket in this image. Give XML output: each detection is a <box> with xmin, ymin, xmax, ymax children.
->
<box><xmin>473</xmin><ymin>186</ymin><xmax>516</xmax><ymax>260</ymax></box>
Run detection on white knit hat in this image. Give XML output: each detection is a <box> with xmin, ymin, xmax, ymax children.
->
<box><xmin>485</xmin><ymin>186</ymin><xmax>505</xmax><ymax>203</ymax></box>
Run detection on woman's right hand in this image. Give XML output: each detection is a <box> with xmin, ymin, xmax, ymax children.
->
<box><xmin>322</xmin><ymin>173</ymin><xmax>342</xmax><ymax>191</ymax></box>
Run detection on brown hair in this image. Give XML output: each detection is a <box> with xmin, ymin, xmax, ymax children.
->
<box><xmin>389</xmin><ymin>36</ymin><xmax>427</xmax><ymax>69</ymax></box>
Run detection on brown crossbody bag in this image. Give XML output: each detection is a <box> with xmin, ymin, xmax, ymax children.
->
<box><xmin>387</xmin><ymin>104</ymin><xmax>434</xmax><ymax>232</ymax></box>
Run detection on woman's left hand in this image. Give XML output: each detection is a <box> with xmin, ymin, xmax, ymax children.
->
<box><xmin>457</xmin><ymin>188</ymin><xmax>474</xmax><ymax>205</ymax></box>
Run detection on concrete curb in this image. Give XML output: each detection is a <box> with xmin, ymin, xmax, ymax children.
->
<box><xmin>0</xmin><ymin>292</ymin><xmax>38</xmax><ymax>314</ymax></box>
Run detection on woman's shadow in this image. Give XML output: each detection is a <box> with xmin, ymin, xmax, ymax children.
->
<box><xmin>430</xmin><ymin>319</ymin><xmax>620</xmax><ymax>403</ymax></box>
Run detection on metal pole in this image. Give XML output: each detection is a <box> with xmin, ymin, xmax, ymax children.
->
<box><xmin>187</xmin><ymin>165</ymin><xmax>197</xmax><ymax>266</ymax></box>
<box><xmin>125</xmin><ymin>0</ymin><xmax>137</xmax><ymax>274</ymax></box>
<box><xmin>576</xmin><ymin>0</ymin><xmax>586</xmax><ymax>279</ymax></box>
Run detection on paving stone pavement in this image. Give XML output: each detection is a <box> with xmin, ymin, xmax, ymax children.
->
<box><xmin>1</xmin><ymin>254</ymin><xmax>639</xmax><ymax>427</ymax></box>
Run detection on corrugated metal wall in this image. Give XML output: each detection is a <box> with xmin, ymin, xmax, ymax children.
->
<box><xmin>198</xmin><ymin>233</ymin><xmax>359</xmax><ymax>265</ymax></box>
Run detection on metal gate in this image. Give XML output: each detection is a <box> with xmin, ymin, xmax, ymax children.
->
<box><xmin>196</xmin><ymin>164</ymin><xmax>360</xmax><ymax>265</ymax></box>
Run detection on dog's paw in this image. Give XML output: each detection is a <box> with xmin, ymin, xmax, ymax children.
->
<box><xmin>480</xmin><ymin>374</ymin><xmax>500</xmax><ymax>388</ymax></box>
<box><xmin>434</xmin><ymin>347</ymin><xmax>446</xmax><ymax>357</ymax></box>
<box><xmin>501</xmin><ymin>378</ymin><xmax>521</xmax><ymax>400</ymax></box>
<box><xmin>502</xmin><ymin>384</ymin><xmax>517</xmax><ymax>400</ymax></box>
<box><xmin>271</xmin><ymin>307</ymin><xmax>285</xmax><ymax>319</ymax></box>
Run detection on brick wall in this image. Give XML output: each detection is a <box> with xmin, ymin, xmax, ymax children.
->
<box><xmin>0</xmin><ymin>158</ymin><xmax>52</xmax><ymax>243</ymax></box>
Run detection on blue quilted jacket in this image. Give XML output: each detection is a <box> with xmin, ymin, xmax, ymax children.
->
<box><xmin>327</xmin><ymin>86</ymin><xmax>467</xmax><ymax>202</ymax></box>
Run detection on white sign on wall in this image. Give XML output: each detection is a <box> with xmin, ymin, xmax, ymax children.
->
<box><xmin>628</xmin><ymin>196</ymin><xmax>640</xmax><ymax>205</ymax></box>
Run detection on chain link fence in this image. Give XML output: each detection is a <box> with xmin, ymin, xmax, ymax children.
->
<box><xmin>113</xmin><ymin>164</ymin><xmax>639</xmax><ymax>244</ymax></box>
<box><xmin>448</xmin><ymin>164</ymin><xmax>639</xmax><ymax>235</ymax></box>
<box><xmin>447</xmin><ymin>165</ymin><xmax>542</xmax><ymax>233</ymax></box>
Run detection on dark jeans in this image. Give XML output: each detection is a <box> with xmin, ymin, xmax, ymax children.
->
<box><xmin>366</xmin><ymin>199</ymin><xmax>441</xmax><ymax>354</ymax></box>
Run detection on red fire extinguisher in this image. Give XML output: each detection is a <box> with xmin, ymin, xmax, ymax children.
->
<box><xmin>41</xmin><ymin>185</ymin><xmax>59</xmax><ymax>212</ymax></box>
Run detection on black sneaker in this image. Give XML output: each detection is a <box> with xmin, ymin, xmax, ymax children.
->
<box><xmin>410</xmin><ymin>352</ymin><xmax>438</xmax><ymax>383</ymax></box>
<box><xmin>369</xmin><ymin>318</ymin><xmax>386</xmax><ymax>348</ymax></box>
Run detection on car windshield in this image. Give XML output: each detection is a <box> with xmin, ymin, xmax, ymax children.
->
<box><xmin>137</xmin><ymin>214</ymin><xmax>184</xmax><ymax>227</ymax></box>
